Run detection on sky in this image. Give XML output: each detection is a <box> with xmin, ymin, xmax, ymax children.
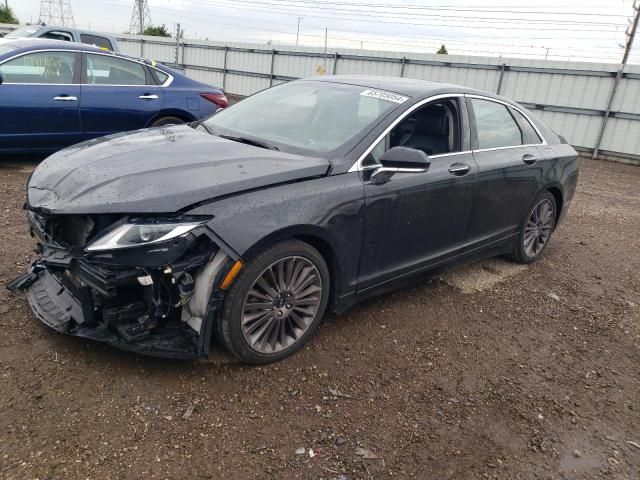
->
<box><xmin>9</xmin><ymin>0</ymin><xmax>640</xmax><ymax>64</ymax></box>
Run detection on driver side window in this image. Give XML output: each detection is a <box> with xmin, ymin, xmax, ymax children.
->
<box><xmin>366</xmin><ymin>98</ymin><xmax>462</xmax><ymax>165</ymax></box>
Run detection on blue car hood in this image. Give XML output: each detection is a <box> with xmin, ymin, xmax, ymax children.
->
<box><xmin>27</xmin><ymin>125</ymin><xmax>331</xmax><ymax>214</ymax></box>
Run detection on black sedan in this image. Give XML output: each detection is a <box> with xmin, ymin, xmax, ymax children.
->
<box><xmin>9</xmin><ymin>75</ymin><xmax>579</xmax><ymax>364</ymax></box>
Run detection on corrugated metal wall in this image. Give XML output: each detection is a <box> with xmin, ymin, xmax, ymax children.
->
<box><xmin>112</xmin><ymin>34</ymin><xmax>640</xmax><ymax>160</ymax></box>
<box><xmin>1</xmin><ymin>22</ymin><xmax>639</xmax><ymax>160</ymax></box>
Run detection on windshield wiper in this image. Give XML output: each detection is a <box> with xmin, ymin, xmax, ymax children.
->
<box><xmin>190</xmin><ymin>120</ymin><xmax>215</xmax><ymax>135</ymax></box>
<box><xmin>218</xmin><ymin>134</ymin><xmax>279</xmax><ymax>151</ymax></box>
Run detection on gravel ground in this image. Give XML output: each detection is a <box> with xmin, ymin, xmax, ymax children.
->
<box><xmin>0</xmin><ymin>157</ymin><xmax>639</xmax><ymax>480</ymax></box>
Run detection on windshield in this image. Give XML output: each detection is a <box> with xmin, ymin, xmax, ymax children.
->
<box><xmin>204</xmin><ymin>81</ymin><xmax>405</xmax><ymax>155</ymax></box>
<box><xmin>5</xmin><ymin>26</ymin><xmax>43</xmax><ymax>38</ymax></box>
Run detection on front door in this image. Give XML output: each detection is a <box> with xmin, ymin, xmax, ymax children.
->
<box><xmin>80</xmin><ymin>53</ymin><xmax>164</xmax><ymax>138</ymax></box>
<box><xmin>0</xmin><ymin>50</ymin><xmax>82</xmax><ymax>152</ymax></box>
<box><xmin>358</xmin><ymin>97</ymin><xmax>477</xmax><ymax>291</ymax></box>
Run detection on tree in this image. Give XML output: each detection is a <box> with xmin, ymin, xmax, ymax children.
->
<box><xmin>143</xmin><ymin>24</ymin><xmax>171</xmax><ymax>37</ymax></box>
<box><xmin>436</xmin><ymin>44</ymin><xmax>448</xmax><ymax>55</ymax></box>
<box><xmin>0</xmin><ymin>5</ymin><xmax>19</xmax><ymax>24</ymax></box>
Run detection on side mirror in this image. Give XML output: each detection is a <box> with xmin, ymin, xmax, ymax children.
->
<box><xmin>371</xmin><ymin>146</ymin><xmax>430</xmax><ymax>183</ymax></box>
<box><xmin>379</xmin><ymin>146</ymin><xmax>431</xmax><ymax>169</ymax></box>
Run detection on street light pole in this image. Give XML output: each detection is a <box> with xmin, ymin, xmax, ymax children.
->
<box><xmin>296</xmin><ymin>17</ymin><xmax>302</xmax><ymax>46</ymax></box>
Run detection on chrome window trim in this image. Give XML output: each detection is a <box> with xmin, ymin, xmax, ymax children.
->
<box><xmin>348</xmin><ymin>92</ymin><xmax>548</xmax><ymax>172</ymax></box>
<box><xmin>0</xmin><ymin>48</ymin><xmax>174</xmax><ymax>87</ymax></box>
<box><xmin>348</xmin><ymin>93</ymin><xmax>464</xmax><ymax>173</ymax></box>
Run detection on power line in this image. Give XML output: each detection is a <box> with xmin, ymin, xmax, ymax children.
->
<box><xmin>188</xmin><ymin>0</ymin><xmax>626</xmax><ymax>30</ymax></box>
<box><xmin>190</xmin><ymin>0</ymin><xmax>630</xmax><ymax>17</ymax></box>
<box><xmin>72</xmin><ymin>0</ymin><xmax>633</xmax><ymax>62</ymax></box>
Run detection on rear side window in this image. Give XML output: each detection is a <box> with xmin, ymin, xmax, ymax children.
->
<box><xmin>471</xmin><ymin>98</ymin><xmax>522</xmax><ymax>149</ymax></box>
<box><xmin>510</xmin><ymin>107</ymin><xmax>542</xmax><ymax>145</ymax></box>
<box><xmin>80</xmin><ymin>34</ymin><xmax>113</xmax><ymax>51</ymax></box>
<box><xmin>86</xmin><ymin>54</ymin><xmax>146</xmax><ymax>85</ymax></box>
<box><xmin>40</xmin><ymin>30</ymin><xmax>73</xmax><ymax>42</ymax></box>
<box><xmin>0</xmin><ymin>51</ymin><xmax>76</xmax><ymax>84</ymax></box>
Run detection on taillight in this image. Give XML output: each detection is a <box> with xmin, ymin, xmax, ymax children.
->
<box><xmin>201</xmin><ymin>92</ymin><xmax>228</xmax><ymax>109</ymax></box>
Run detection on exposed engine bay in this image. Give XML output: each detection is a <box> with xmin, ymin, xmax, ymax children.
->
<box><xmin>8</xmin><ymin>211</ymin><xmax>236</xmax><ymax>358</ymax></box>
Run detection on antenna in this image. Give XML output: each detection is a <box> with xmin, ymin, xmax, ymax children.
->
<box><xmin>130</xmin><ymin>0</ymin><xmax>152</xmax><ymax>35</ymax></box>
<box><xmin>38</xmin><ymin>0</ymin><xmax>75</xmax><ymax>27</ymax></box>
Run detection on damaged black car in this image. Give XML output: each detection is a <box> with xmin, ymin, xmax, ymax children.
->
<box><xmin>9</xmin><ymin>76</ymin><xmax>579</xmax><ymax>363</ymax></box>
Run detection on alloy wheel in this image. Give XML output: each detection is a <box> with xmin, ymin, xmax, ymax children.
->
<box><xmin>241</xmin><ymin>256</ymin><xmax>323</xmax><ymax>354</ymax></box>
<box><xmin>523</xmin><ymin>198</ymin><xmax>555</xmax><ymax>258</ymax></box>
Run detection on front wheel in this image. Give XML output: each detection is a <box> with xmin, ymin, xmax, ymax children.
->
<box><xmin>218</xmin><ymin>240</ymin><xmax>330</xmax><ymax>364</ymax></box>
<box><xmin>508</xmin><ymin>191</ymin><xmax>557</xmax><ymax>264</ymax></box>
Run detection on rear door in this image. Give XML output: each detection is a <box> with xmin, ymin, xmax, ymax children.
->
<box><xmin>465</xmin><ymin>95</ymin><xmax>544</xmax><ymax>245</ymax></box>
<box><xmin>79</xmin><ymin>52</ymin><xmax>164</xmax><ymax>138</ymax></box>
<box><xmin>0</xmin><ymin>50</ymin><xmax>82</xmax><ymax>151</ymax></box>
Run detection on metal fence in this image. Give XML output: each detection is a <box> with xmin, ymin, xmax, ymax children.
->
<box><xmin>2</xmin><ymin>24</ymin><xmax>640</xmax><ymax>162</ymax></box>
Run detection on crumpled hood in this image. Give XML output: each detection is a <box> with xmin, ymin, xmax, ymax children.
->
<box><xmin>27</xmin><ymin>125</ymin><xmax>331</xmax><ymax>214</ymax></box>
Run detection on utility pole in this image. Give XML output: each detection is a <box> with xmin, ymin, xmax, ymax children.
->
<box><xmin>621</xmin><ymin>0</ymin><xmax>639</xmax><ymax>65</ymax></box>
<box><xmin>296</xmin><ymin>17</ymin><xmax>302</xmax><ymax>46</ymax></box>
<box><xmin>593</xmin><ymin>0</ymin><xmax>639</xmax><ymax>159</ymax></box>
<box><xmin>324</xmin><ymin>28</ymin><xmax>328</xmax><ymax>73</ymax></box>
<box><xmin>174</xmin><ymin>23</ymin><xmax>181</xmax><ymax>67</ymax></box>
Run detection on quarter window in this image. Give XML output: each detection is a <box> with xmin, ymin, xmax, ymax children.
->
<box><xmin>0</xmin><ymin>51</ymin><xmax>76</xmax><ymax>84</ymax></box>
<box><xmin>153</xmin><ymin>69</ymin><xmax>169</xmax><ymax>85</ymax></box>
<box><xmin>85</xmin><ymin>54</ymin><xmax>147</xmax><ymax>85</ymax></box>
<box><xmin>471</xmin><ymin>98</ymin><xmax>522</xmax><ymax>149</ymax></box>
<box><xmin>510</xmin><ymin>107</ymin><xmax>542</xmax><ymax>145</ymax></box>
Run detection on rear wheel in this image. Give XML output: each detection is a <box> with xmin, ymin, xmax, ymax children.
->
<box><xmin>151</xmin><ymin>116</ymin><xmax>184</xmax><ymax>127</ymax></box>
<box><xmin>219</xmin><ymin>240</ymin><xmax>330</xmax><ymax>364</ymax></box>
<box><xmin>508</xmin><ymin>191</ymin><xmax>557</xmax><ymax>264</ymax></box>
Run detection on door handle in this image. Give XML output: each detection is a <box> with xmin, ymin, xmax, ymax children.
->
<box><xmin>139</xmin><ymin>94</ymin><xmax>159</xmax><ymax>100</ymax></box>
<box><xmin>53</xmin><ymin>95</ymin><xmax>78</xmax><ymax>102</ymax></box>
<box><xmin>448</xmin><ymin>163</ymin><xmax>471</xmax><ymax>176</ymax></box>
<box><xmin>522</xmin><ymin>153</ymin><xmax>538</xmax><ymax>165</ymax></box>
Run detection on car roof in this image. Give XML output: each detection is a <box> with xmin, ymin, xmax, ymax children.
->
<box><xmin>36</xmin><ymin>25</ymin><xmax>117</xmax><ymax>38</ymax></box>
<box><xmin>308</xmin><ymin>74</ymin><xmax>487</xmax><ymax>99</ymax></box>
<box><xmin>0</xmin><ymin>37</ymin><xmax>107</xmax><ymax>54</ymax></box>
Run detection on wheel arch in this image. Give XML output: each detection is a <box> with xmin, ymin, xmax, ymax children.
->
<box><xmin>146</xmin><ymin>109</ymin><xmax>197</xmax><ymax>127</ymax></box>
<box><xmin>546</xmin><ymin>185</ymin><xmax>564</xmax><ymax>224</ymax></box>
<box><xmin>241</xmin><ymin>225</ymin><xmax>345</xmax><ymax>312</ymax></box>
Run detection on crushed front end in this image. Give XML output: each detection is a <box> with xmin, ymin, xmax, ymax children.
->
<box><xmin>8</xmin><ymin>210</ymin><xmax>237</xmax><ymax>359</ymax></box>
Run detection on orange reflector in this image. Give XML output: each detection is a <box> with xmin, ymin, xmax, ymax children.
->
<box><xmin>220</xmin><ymin>260</ymin><xmax>244</xmax><ymax>290</ymax></box>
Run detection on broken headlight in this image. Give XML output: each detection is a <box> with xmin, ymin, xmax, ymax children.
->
<box><xmin>86</xmin><ymin>222</ymin><xmax>203</xmax><ymax>252</ymax></box>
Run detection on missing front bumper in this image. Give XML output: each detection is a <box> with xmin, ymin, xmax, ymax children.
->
<box><xmin>20</xmin><ymin>267</ymin><xmax>213</xmax><ymax>359</ymax></box>
<box><xmin>9</xmin><ymin>248</ymin><xmax>231</xmax><ymax>360</ymax></box>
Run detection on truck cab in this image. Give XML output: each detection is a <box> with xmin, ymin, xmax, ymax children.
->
<box><xmin>4</xmin><ymin>25</ymin><xmax>119</xmax><ymax>52</ymax></box>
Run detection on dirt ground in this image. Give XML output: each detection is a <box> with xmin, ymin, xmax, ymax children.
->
<box><xmin>0</xmin><ymin>157</ymin><xmax>639</xmax><ymax>480</ymax></box>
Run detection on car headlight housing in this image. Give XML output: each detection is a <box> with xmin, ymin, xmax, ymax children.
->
<box><xmin>86</xmin><ymin>222</ymin><xmax>203</xmax><ymax>252</ymax></box>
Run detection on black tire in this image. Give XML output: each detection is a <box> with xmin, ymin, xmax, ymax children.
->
<box><xmin>508</xmin><ymin>191</ymin><xmax>557</xmax><ymax>264</ymax></box>
<box><xmin>150</xmin><ymin>116</ymin><xmax>184</xmax><ymax>127</ymax></box>
<box><xmin>219</xmin><ymin>240</ymin><xmax>330</xmax><ymax>365</ymax></box>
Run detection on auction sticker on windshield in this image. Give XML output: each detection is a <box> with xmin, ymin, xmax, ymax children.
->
<box><xmin>360</xmin><ymin>89</ymin><xmax>409</xmax><ymax>104</ymax></box>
